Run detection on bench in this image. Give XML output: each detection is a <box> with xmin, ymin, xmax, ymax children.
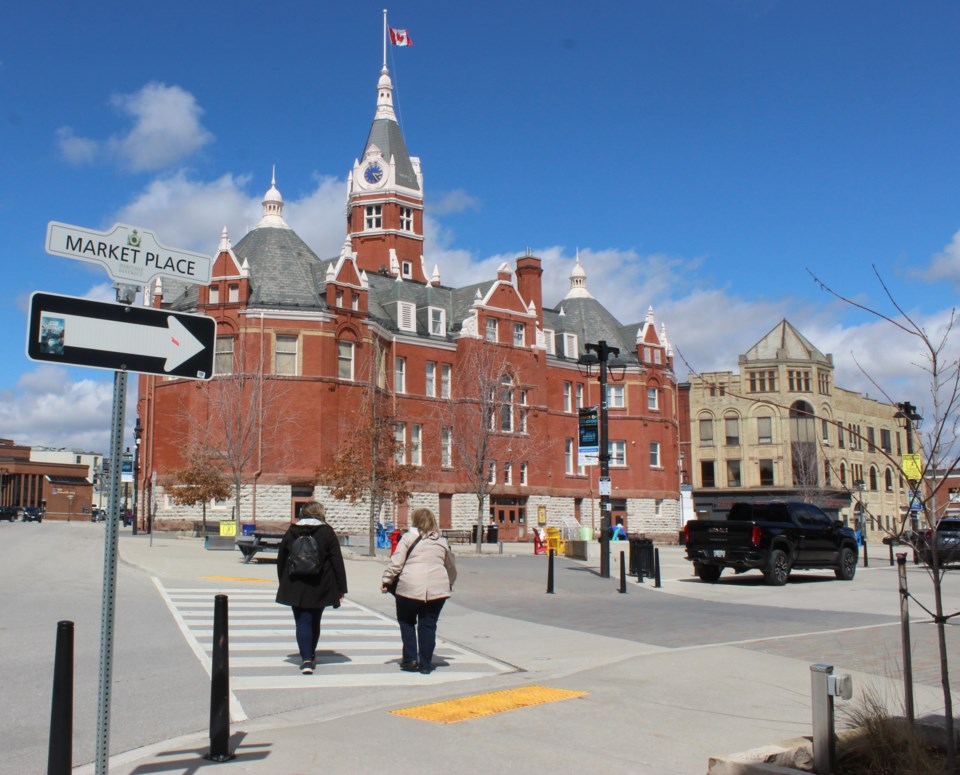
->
<box><xmin>441</xmin><ymin>529</ymin><xmax>472</xmax><ymax>544</ymax></box>
<box><xmin>236</xmin><ymin>532</ymin><xmax>285</xmax><ymax>563</ymax></box>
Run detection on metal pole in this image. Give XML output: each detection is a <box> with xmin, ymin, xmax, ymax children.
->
<box><xmin>546</xmin><ymin>549</ymin><xmax>555</xmax><ymax>594</ymax></box>
<box><xmin>811</xmin><ymin>663</ymin><xmax>836</xmax><ymax>774</ymax></box>
<box><xmin>131</xmin><ymin>439</ymin><xmax>139</xmax><ymax>536</ymax></box>
<box><xmin>206</xmin><ymin>594</ymin><xmax>234</xmax><ymax>762</ymax></box>
<box><xmin>95</xmin><ymin>369</ymin><xmax>126</xmax><ymax>775</ymax></box>
<box><xmin>598</xmin><ymin>342</ymin><xmax>611</xmax><ymax>579</ymax></box>
<box><xmin>897</xmin><ymin>553</ymin><xmax>915</xmax><ymax>722</ymax></box>
<box><xmin>47</xmin><ymin>620</ymin><xmax>74</xmax><ymax>775</ymax></box>
<box><xmin>654</xmin><ymin>547</ymin><xmax>662</xmax><ymax>588</ymax></box>
<box><xmin>618</xmin><ymin>550</ymin><xmax>626</xmax><ymax>593</ymax></box>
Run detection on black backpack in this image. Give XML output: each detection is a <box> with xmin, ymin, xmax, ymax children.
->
<box><xmin>287</xmin><ymin>532</ymin><xmax>322</xmax><ymax>576</ymax></box>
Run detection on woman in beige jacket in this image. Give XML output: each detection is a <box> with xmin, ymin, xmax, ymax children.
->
<box><xmin>381</xmin><ymin>508</ymin><xmax>457</xmax><ymax>674</ymax></box>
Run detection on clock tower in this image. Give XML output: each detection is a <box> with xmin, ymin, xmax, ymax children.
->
<box><xmin>348</xmin><ymin>64</ymin><xmax>427</xmax><ymax>283</ymax></box>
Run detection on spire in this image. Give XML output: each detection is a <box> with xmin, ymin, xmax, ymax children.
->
<box><xmin>564</xmin><ymin>251</ymin><xmax>594</xmax><ymax>299</ymax></box>
<box><xmin>375</xmin><ymin>65</ymin><xmax>398</xmax><ymax>122</ymax></box>
<box><xmin>256</xmin><ymin>167</ymin><xmax>289</xmax><ymax>229</ymax></box>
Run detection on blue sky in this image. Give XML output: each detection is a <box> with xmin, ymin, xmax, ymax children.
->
<box><xmin>3</xmin><ymin>1</ymin><xmax>960</xmax><ymax>452</ymax></box>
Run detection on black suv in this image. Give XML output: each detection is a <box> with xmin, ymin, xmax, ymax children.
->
<box><xmin>0</xmin><ymin>506</ymin><xmax>16</xmax><ymax>522</ymax></box>
<box><xmin>919</xmin><ymin>518</ymin><xmax>960</xmax><ymax>567</ymax></box>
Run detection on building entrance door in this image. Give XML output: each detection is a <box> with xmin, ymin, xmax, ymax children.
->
<box><xmin>489</xmin><ymin>496</ymin><xmax>527</xmax><ymax>541</ymax></box>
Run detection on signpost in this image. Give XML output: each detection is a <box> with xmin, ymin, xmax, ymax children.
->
<box><xmin>27</xmin><ymin>291</ymin><xmax>215</xmax><ymax>379</ymax></box>
<box><xmin>46</xmin><ymin>221</ymin><xmax>213</xmax><ymax>286</ymax></box>
<box><xmin>39</xmin><ymin>219</ymin><xmax>215</xmax><ymax>774</ymax></box>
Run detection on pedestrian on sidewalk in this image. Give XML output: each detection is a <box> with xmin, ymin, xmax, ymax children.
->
<box><xmin>381</xmin><ymin>508</ymin><xmax>457</xmax><ymax>674</ymax></box>
<box><xmin>276</xmin><ymin>501</ymin><xmax>347</xmax><ymax>674</ymax></box>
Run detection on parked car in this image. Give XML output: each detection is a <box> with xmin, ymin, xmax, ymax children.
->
<box><xmin>918</xmin><ymin>518</ymin><xmax>960</xmax><ymax>568</ymax></box>
<box><xmin>18</xmin><ymin>506</ymin><xmax>43</xmax><ymax>522</ymax></box>
<box><xmin>682</xmin><ymin>500</ymin><xmax>859</xmax><ymax>585</ymax></box>
<box><xmin>0</xmin><ymin>506</ymin><xmax>17</xmax><ymax>522</ymax></box>
<box><xmin>91</xmin><ymin>508</ymin><xmax>107</xmax><ymax>522</ymax></box>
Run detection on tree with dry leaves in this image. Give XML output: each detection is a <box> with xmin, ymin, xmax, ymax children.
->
<box><xmin>169</xmin><ymin>447</ymin><xmax>232</xmax><ymax>537</ymax></box>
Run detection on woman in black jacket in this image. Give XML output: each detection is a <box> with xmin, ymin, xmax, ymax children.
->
<box><xmin>276</xmin><ymin>502</ymin><xmax>348</xmax><ymax>674</ymax></box>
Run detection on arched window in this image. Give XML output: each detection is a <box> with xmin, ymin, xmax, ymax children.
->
<box><xmin>884</xmin><ymin>468</ymin><xmax>894</xmax><ymax>492</ymax></box>
<box><xmin>869</xmin><ymin>466</ymin><xmax>878</xmax><ymax>491</ymax></box>
<box><xmin>839</xmin><ymin>462</ymin><xmax>846</xmax><ymax>486</ymax></box>
<box><xmin>790</xmin><ymin>401</ymin><xmax>817</xmax><ymax>486</ymax></box>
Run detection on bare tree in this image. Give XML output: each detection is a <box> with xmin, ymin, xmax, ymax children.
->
<box><xmin>321</xmin><ymin>337</ymin><xmax>418</xmax><ymax>556</ymax></box>
<box><xmin>811</xmin><ymin>266</ymin><xmax>960</xmax><ymax>766</ymax></box>
<box><xmin>169</xmin><ymin>446</ymin><xmax>232</xmax><ymax>537</ymax></box>
<box><xmin>790</xmin><ymin>440</ymin><xmax>822</xmax><ymax>503</ymax></box>
<box><xmin>440</xmin><ymin>339</ymin><xmax>551</xmax><ymax>553</ymax></box>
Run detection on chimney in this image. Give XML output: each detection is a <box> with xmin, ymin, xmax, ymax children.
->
<box><xmin>515</xmin><ymin>252</ymin><xmax>543</xmax><ymax>328</ymax></box>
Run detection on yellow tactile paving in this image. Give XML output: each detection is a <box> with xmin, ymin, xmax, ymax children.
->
<box><xmin>390</xmin><ymin>686</ymin><xmax>587</xmax><ymax>723</ymax></box>
<box><xmin>200</xmin><ymin>575</ymin><xmax>273</xmax><ymax>583</ymax></box>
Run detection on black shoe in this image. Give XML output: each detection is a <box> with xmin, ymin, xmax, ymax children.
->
<box><xmin>399</xmin><ymin>661</ymin><xmax>419</xmax><ymax>672</ymax></box>
<box><xmin>418</xmin><ymin>664</ymin><xmax>433</xmax><ymax>675</ymax></box>
<box><xmin>300</xmin><ymin>660</ymin><xmax>314</xmax><ymax>674</ymax></box>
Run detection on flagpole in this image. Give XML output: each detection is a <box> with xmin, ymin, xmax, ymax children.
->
<box><xmin>382</xmin><ymin>8</ymin><xmax>387</xmax><ymax>69</ymax></box>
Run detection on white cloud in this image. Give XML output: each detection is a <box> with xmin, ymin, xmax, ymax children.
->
<box><xmin>56</xmin><ymin>83</ymin><xmax>213</xmax><ymax>172</ymax></box>
<box><xmin>430</xmin><ymin>189</ymin><xmax>480</xmax><ymax>215</ymax></box>
<box><xmin>917</xmin><ymin>229</ymin><xmax>960</xmax><ymax>288</ymax></box>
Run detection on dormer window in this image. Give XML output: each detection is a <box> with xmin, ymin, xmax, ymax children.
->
<box><xmin>543</xmin><ymin>329</ymin><xmax>555</xmax><ymax>355</ymax></box>
<box><xmin>429</xmin><ymin>307</ymin><xmax>446</xmax><ymax>336</ymax></box>
<box><xmin>563</xmin><ymin>333</ymin><xmax>578</xmax><ymax>359</ymax></box>
<box><xmin>365</xmin><ymin>204</ymin><xmax>382</xmax><ymax>230</ymax></box>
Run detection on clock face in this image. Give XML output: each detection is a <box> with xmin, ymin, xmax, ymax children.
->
<box><xmin>364</xmin><ymin>163</ymin><xmax>384</xmax><ymax>185</ymax></box>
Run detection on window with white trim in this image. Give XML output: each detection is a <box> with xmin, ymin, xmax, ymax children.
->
<box><xmin>576</xmin><ymin>383</ymin><xmax>584</xmax><ymax>409</ymax></box>
<box><xmin>563</xmin><ymin>382</ymin><xmax>573</xmax><ymax>413</ymax></box>
<box><xmin>352</xmin><ymin>293</ymin><xmax>360</xmax><ymax>311</ymax></box>
<box><xmin>275</xmin><ymin>335</ymin><xmax>298</xmax><ymax>376</ymax></box>
<box><xmin>337</xmin><ymin>341</ymin><xmax>354</xmax><ymax>380</ymax></box>
<box><xmin>607</xmin><ymin>385</ymin><xmax>625</xmax><ymax>408</ymax></box>
<box><xmin>397</xmin><ymin>301</ymin><xmax>416</xmax><ymax>332</ymax></box>
<box><xmin>520</xmin><ymin>462</ymin><xmax>528</xmax><ymax>485</ymax></box>
<box><xmin>401</xmin><ymin>261</ymin><xmax>412</xmax><ymax>278</ymax></box>
<box><xmin>394</xmin><ymin>357</ymin><xmax>406</xmax><ymax>393</ymax></box>
<box><xmin>650</xmin><ymin>441</ymin><xmax>661</xmax><ymax>468</ymax></box>
<box><xmin>394</xmin><ymin>423</ymin><xmax>406</xmax><ymax>464</ymax></box>
<box><xmin>565</xmin><ymin>439</ymin><xmax>575</xmax><ymax>474</ymax></box>
<box><xmin>563</xmin><ymin>333</ymin><xmax>578</xmax><ymax>358</ymax></box>
<box><xmin>215</xmin><ymin>336</ymin><xmax>234</xmax><ymax>375</ymax></box>
<box><xmin>429</xmin><ymin>307</ymin><xmax>445</xmax><ymax>336</ymax></box>
<box><xmin>487</xmin><ymin>461</ymin><xmax>496</xmax><ymax>484</ymax></box>
<box><xmin>503</xmin><ymin>462</ymin><xmax>512</xmax><ymax>485</ymax></box>
<box><xmin>335</xmin><ymin>289</ymin><xmax>343</xmax><ymax>307</ymax></box>
<box><xmin>400</xmin><ymin>206</ymin><xmax>413</xmax><ymax>232</ymax></box>
<box><xmin>410</xmin><ymin>424</ymin><xmax>422</xmax><ymax>466</ymax></box>
<box><xmin>654</xmin><ymin>349</ymin><xmax>662</xmax><ymax>364</ymax></box>
<box><xmin>513</xmin><ymin>322</ymin><xmax>525</xmax><ymax>347</ymax></box>
<box><xmin>486</xmin><ymin>317</ymin><xmax>498</xmax><ymax>342</ymax></box>
<box><xmin>647</xmin><ymin>387</ymin><xmax>659</xmax><ymax>410</ymax></box>
<box><xmin>425</xmin><ymin>362</ymin><xmax>436</xmax><ymax>397</ymax></box>
<box><xmin>228</xmin><ymin>285</ymin><xmax>239</xmax><ymax>303</ymax></box>
<box><xmin>609</xmin><ymin>440</ymin><xmax>626</xmax><ymax>467</ymax></box>
<box><xmin>500</xmin><ymin>374</ymin><xmax>514</xmax><ymax>432</ymax></box>
<box><xmin>364</xmin><ymin>204</ymin><xmax>382</xmax><ymax>229</ymax></box>
<box><xmin>441</xmin><ymin>427</ymin><xmax>452</xmax><ymax>468</ymax></box>
<box><xmin>208</xmin><ymin>286</ymin><xmax>219</xmax><ymax>304</ymax></box>
<box><xmin>440</xmin><ymin>364</ymin><xmax>452</xmax><ymax>398</ymax></box>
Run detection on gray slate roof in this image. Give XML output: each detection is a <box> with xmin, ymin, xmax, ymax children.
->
<box><xmin>365</xmin><ymin>118</ymin><xmax>420</xmax><ymax>191</ymax></box>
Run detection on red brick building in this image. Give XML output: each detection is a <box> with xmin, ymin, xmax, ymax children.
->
<box><xmin>137</xmin><ymin>64</ymin><xmax>681</xmax><ymax>540</ymax></box>
<box><xmin>0</xmin><ymin>438</ymin><xmax>93</xmax><ymax>520</ymax></box>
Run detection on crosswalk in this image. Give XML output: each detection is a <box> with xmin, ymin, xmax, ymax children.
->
<box><xmin>155</xmin><ymin>580</ymin><xmax>514</xmax><ymax>699</ymax></box>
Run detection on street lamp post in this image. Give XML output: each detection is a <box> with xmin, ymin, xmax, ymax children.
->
<box><xmin>578</xmin><ymin>340</ymin><xmax>627</xmax><ymax>579</ymax></box>
<box><xmin>132</xmin><ymin>417</ymin><xmax>143</xmax><ymax>536</ymax></box>
<box><xmin>0</xmin><ymin>467</ymin><xmax>7</xmax><ymax>508</ymax></box>
<box><xmin>895</xmin><ymin>401</ymin><xmax>924</xmax><ymax>532</ymax></box>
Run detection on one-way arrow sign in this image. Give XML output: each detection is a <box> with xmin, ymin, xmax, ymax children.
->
<box><xmin>27</xmin><ymin>291</ymin><xmax>216</xmax><ymax>380</ymax></box>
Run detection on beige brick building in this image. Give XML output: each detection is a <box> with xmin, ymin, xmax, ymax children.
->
<box><xmin>680</xmin><ymin>320</ymin><xmax>913</xmax><ymax>540</ymax></box>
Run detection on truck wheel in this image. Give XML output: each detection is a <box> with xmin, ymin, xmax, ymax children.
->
<box><xmin>698</xmin><ymin>565</ymin><xmax>722</xmax><ymax>583</ymax></box>
<box><xmin>834</xmin><ymin>547</ymin><xmax>857</xmax><ymax>580</ymax></box>
<box><xmin>765</xmin><ymin>549</ymin><xmax>790</xmax><ymax>586</ymax></box>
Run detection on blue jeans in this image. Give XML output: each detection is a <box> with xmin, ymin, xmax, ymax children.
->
<box><xmin>292</xmin><ymin>606</ymin><xmax>324</xmax><ymax>662</ymax></box>
<box><xmin>395</xmin><ymin>596</ymin><xmax>446</xmax><ymax>669</ymax></box>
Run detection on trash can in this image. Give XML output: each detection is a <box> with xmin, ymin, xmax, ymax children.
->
<box><xmin>471</xmin><ymin>524</ymin><xmax>480</xmax><ymax>543</ymax></box>
<box><xmin>241</xmin><ymin>523</ymin><xmax>256</xmax><ymax>536</ymax></box>
<box><xmin>486</xmin><ymin>524</ymin><xmax>499</xmax><ymax>543</ymax></box>
<box><xmin>629</xmin><ymin>537</ymin><xmax>655</xmax><ymax>578</ymax></box>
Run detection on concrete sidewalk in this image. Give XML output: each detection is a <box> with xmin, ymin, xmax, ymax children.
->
<box><xmin>80</xmin><ymin>532</ymin><xmax>950</xmax><ymax>775</ymax></box>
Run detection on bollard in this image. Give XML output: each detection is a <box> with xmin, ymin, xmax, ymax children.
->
<box><xmin>862</xmin><ymin>540</ymin><xmax>869</xmax><ymax>568</ymax></box>
<box><xmin>888</xmin><ymin>542</ymin><xmax>894</xmax><ymax>566</ymax></box>
<box><xmin>654</xmin><ymin>547</ymin><xmax>662</xmax><ymax>588</ymax></box>
<box><xmin>619</xmin><ymin>550</ymin><xmax>627</xmax><ymax>593</ymax></box>
<box><xmin>48</xmin><ymin>620</ymin><xmax>74</xmax><ymax>775</ymax></box>
<box><xmin>546</xmin><ymin>549</ymin><xmax>555</xmax><ymax>594</ymax></box>
<box><xmin>205</xmin><ymin>595</ymin><xmax>235</xmax><ymax>763</ymax></box>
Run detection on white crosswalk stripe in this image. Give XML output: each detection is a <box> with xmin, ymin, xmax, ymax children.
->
<box><xmin>155</xmin><ymin>581</ymin><xmax>514</xmax><ymax>699</ymax></box>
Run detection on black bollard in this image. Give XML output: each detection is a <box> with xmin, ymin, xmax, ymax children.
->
<box><xmin>547</xmin><ymin>549</ymin><xmax>555</xmax><ymax>594</ymax></box>
<box><xmin>205</xmin><ymin>594</ymin><xmax>235</xmax><ymax>763</ymax></box>
<box><xmin>654</xmin><ymin>547</ymin><xmax>662</xmax><ymax>589</ymax></box>
<box><xmin>48</xmin><ymin>620</ymin><xmax>74</xmax><ymax>775</ymax></box>
<box><xmin>862</xmin><ymin>540</ymin><xmax>869</xmax><ymax>568</ymax></box>
<box><xmin>889</xmin><ymin>543</ymin><xmax>894</xmax><ymax>566</ymax></box>
<box><xmin>619</xmin><ymin>550</ymin><xmax>627</xmax><ymax>593</ymax></box>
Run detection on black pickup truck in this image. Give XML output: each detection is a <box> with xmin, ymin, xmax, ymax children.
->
<box><xmin>681</xmin><ymin>501</ymin><xmax>859</xmax><ymax>585</ymax></box>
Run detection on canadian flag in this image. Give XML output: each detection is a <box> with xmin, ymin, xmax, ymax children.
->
<box><xmin>389</xmin><ymin>26</ymin><xmax>412</xmax><ymax>46</ymax></box>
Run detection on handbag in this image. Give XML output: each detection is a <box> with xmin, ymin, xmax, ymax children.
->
<box><xmin>385</xmin><ymin>535</ymin><xmax>422</xmax><ymax>595</ymax></box>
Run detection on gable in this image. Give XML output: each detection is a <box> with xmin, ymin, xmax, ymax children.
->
<box><xmin>481</xmin><ymin>280</ymin><xmax>529</xmax><ymax>315</ymax></box>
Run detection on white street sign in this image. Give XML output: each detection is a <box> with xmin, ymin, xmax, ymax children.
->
<box><xmin>46</xmin><ymin>221</ymin><xmax>212</xmax><ymax>286</ymax></box>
